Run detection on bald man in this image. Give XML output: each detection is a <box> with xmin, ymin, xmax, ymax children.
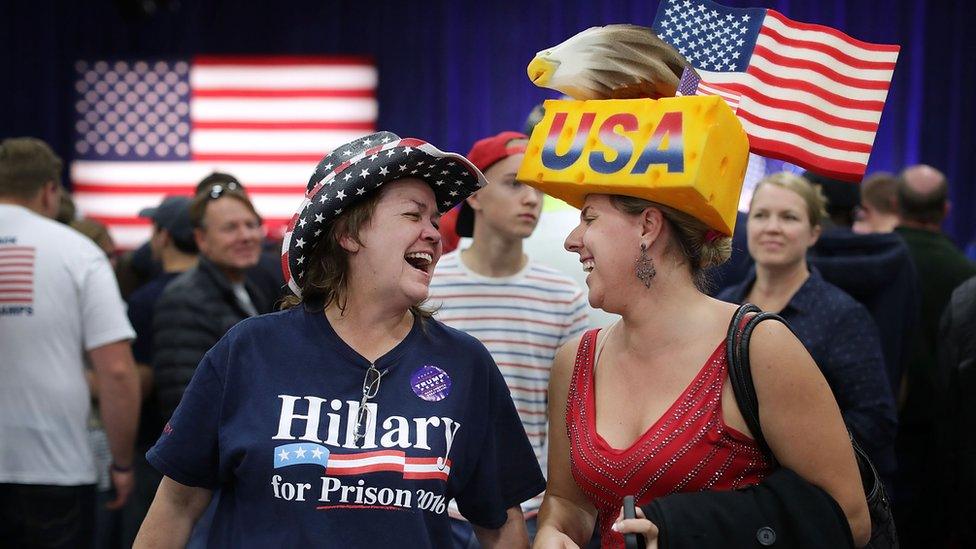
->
<box><xmin>893</xmin><ymin>164</ymin><xmax>976</xmax><ymax>548</ymax></box>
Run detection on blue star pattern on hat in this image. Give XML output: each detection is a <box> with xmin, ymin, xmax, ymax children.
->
<box><xmin>282</xmin><ymin>132</ymin><xmax>487</xmax><ymax>297</ymax></box>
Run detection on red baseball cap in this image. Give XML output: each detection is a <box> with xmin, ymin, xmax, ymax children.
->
<box><xmin>456</xmin><ymin>131</ymin><xmax>529</xmax><ymax>237</ymax></box>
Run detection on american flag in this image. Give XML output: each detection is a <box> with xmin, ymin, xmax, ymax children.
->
<box><xmin>675</xmin><ymin>66</ymin><xmax>741</xmax><ymax>112</ymax></box>
<box><xmin>70</xmin><ymin>56</ymin><xmax>377</xmax><ymax>248</ymax></box>
<box><xmin>653</xmin><ymin>0</ymin><xmax>899</xmax><ymax>182</ymax></box>
<box><xmin>0</xmin><ymin>245</ymin><xmax>35</xmax><ymax>306</ymax></box>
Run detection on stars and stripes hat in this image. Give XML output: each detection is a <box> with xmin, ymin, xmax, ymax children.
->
<box><xmin>282</xmin><ymin>131</ymin><xmax>487</xmax><ymax>297</ymax></box>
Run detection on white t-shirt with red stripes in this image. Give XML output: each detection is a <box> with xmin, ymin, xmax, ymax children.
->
<box><xmin>0</xmin><ymin>204</ymin><xmax>135</xmax><ymax>486</ymax></box>
<box><xmin>428</xmin><ymin>250</ymin><xmax>589</xmax><ymax>518</ymax></box>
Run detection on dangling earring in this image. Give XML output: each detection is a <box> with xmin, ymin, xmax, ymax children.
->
<box><xmin>635</xmin><ymin>243</ymin><xmax>656</xmax><ymax>288</ymax></box>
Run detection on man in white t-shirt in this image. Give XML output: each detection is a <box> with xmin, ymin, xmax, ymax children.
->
<box><xmin>428</xmin><ymin>131</ymin><xmax>589</xmax><ymax>546</ymax></box>
<box><xmin>0</xmin><ymin>137</ymin><xmax>140</xmax><ymax>546</ymax></box>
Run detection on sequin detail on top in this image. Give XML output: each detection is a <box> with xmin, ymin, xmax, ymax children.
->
<box><xmin>566</xmin><ymin>329</ymin><xmax>773</xmax><ymax>549</ymax></box>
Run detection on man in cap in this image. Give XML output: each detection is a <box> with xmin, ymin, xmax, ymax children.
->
<box><xmin>427</xmin><ymin>131</ymin><xmax>589</xmax><ymax>545</ymax></box>
<box><xmin>118</xmin><ymin>195</ymin><xmax>198</xmax><ymax>545</ymax></box>
<box><xmin>0</xmin><ymin>137</ymin><xmax>140</xmax><ymax>546</ymax></box>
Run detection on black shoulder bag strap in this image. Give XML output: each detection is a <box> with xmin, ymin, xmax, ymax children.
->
<box><xmin>724</xmin><ymin>303</ymin><xmax>898</xmax><ymax>548</ymax></box>
<box><xmin>724</xmin><ymin>303</ymin><xmax>787</xmax><ymax>464</ymax></box>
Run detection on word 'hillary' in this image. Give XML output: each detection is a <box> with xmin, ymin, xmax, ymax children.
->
<box><xmin>272</xmin><ymin>396</ymin><xmax>462</xmax><ymax>457</ymax></box>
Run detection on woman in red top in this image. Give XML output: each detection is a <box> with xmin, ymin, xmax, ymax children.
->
<box><xmin>531</xmin><ymin>189</ymin><xmax>870</xmax><ymax>548</ymax></box>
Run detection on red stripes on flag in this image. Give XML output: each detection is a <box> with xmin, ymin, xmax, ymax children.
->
<box><xmin>695</xmin><ymin>81</ymin><xmax>741</xmax><ymax>112</ymax></box>
<box><xmin>71</xmin><ymin>56</ymin><xmax>377</xmax><ymax>249</ymax></box>
<box><xmin>0</xmin><ymin>246</ymin><xmax>35</xmax><ymax>305</ymax></box>
<box><xmin>324</xmin><ymin>450</ymin><xmax>452</xmax><ymax>481</ymax></box>
<box><xmin>698</xmin><ymin>9</ymin><xmax>898</xmax><ymax>181</ymax></box>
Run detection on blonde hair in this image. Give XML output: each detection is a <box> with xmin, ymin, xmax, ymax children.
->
<box><xmin>751</xmin><ymin>172</ymin><xmax>828</xmax><ymax>227</ymax></box>
<box><xmin>609</xmin><ymin>195</ymin><xmax>732</xmax><ymax>291</ymax></box>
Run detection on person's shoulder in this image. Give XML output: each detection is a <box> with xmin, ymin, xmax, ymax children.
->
<box><xmin>157</xmin><ymin>266</ymin><xmax>208</xmax><ymax>304</ymax></box>
<box><xmin>23</xmin><ymin>213</ymin><xmax>106</xmax><ymax>259</ymax></box>
<box><xmin>526</xmin><ymin>261</ymin><xmax>579</xmax><ymax>285</ymax></box>
<box><xmin>949</xmin><ymin>276</ymin><xmax>976</xmax><ymax>317</ymax></box>
<box><xmin>525</xmin><ymin>261</ymin><xmax>585</xmax><ymax>301</ymax></box>
<box><xmin>814</xmin><ymin>275</ymin><xmax>866</xmax><ymax>312</ymax></box>
<box><xmin>430</xmin><ymin>250</ymin><xmax>463</xmax><ymax>278</ymax></box>
<box><xmin>203</xmin><ymin>307</ymin><xmax>304</xmax><ymax>361</ymax></box>
<box><xmin>225</xmin><ymin>306</ymin><xmax>298</xmax><ymax>340</ymax></box>
<box><xmin>807</xmin><ymin>275</ymin><xmax>876</xmax><ymax>331</ymax></box>
<box><xmin>421</xmin><ymin>315</ymin><xmax>491</xmax><ymax>353</ymax></box>
<box><xmin>434</xmin><ymin>250</ymin><xmax>462</xmax><ymax>269</ymax></box>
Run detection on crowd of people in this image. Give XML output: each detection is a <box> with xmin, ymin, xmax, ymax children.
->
<box><xmin>1</xmin><ymin>108</ymin><xmax>974</xmax><ymax>549</ymax></box>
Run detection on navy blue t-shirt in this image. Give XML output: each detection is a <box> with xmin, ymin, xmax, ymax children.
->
<box><xmin>147</xmin><ymin>305</ymin><xmax>544</xmax><ymax>547</ymax></box>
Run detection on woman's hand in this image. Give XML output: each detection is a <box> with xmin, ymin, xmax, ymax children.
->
<box><xmin>532</xmin><ymin>528</ymin><xmax>581</xmax><ymax>549</ymax></box>
<box><xmin>613</xmin><ymin>505</ymin><xmax>660</xmax><ymax>549</ymax></box>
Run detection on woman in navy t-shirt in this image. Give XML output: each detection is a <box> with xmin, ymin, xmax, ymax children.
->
<box><xmin>135</xmin><ymin>132</ymin><xmax>545</xmax><ymax>548</ymax></box>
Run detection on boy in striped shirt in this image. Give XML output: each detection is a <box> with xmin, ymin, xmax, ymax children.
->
<box><xmin>428</xmin><ymin>131</ymin><xmax>589</xmax><ymax>546</ymax></box>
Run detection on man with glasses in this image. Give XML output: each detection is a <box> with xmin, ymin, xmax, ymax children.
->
<box><xmin>152</xmin><ymin>184</ymin><xmax>272</xmax><ymax>423</ymax></box>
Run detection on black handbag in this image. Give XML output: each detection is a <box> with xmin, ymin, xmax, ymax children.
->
<box><xmin>726</xmin><ymin>303</ymin><xmax>898</xmax><ymax>549</ymax></box>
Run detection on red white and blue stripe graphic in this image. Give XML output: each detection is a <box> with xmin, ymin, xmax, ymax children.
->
<box><xmin>273</xmin><ymin>444</ymin><xmax>451</xmax><ymax>482</ymax></box>
<box><xmin>70</xmin><ymin>56</ymin><xmax>377</xmax><ymax>248</ymax></box>
<box><xmin>0</xmin><ymin>246</ymin><xmax>35</xmax><ymax>305</ymax></box>
<box><xmin>326</xmin><ymin>450</ymin><xmax>452</xmax><ymax>481</ymax></box>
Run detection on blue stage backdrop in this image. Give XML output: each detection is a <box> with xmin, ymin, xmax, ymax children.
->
<box><xmin>1</xmin><ymin>0</ymin><xmax>973</xmax><ymax>246</ymax></box>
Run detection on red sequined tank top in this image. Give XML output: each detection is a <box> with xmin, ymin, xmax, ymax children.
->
<box><xmin>567</xmin><ymin>328</ymin><xmax>773</xmax><ymax>549</ymax></box>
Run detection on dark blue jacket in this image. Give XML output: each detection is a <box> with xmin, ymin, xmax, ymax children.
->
<box><xmin>712</xmin><ymin>225</ymin><xmax>919</xmax><ymax>401</ymax></box>
<box><xmin>810</xmin><ymin>230</ymin><xmax>919</xmax><ymax>401</ymax></box>
<box><xmin>718</xmin><ymin>267</ymin><xmax>898</xmax><ymax>480</ymax></box>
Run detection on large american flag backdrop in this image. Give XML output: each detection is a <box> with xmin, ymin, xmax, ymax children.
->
<box><xmin>70</xmin><ymin>56</ymin><xmax>377</xmax><ymax>248</ymax></box>
<box><xmin>652</xmin><ymin>0</ymin><xmax>900</xmax><ymax>182</ymax></box>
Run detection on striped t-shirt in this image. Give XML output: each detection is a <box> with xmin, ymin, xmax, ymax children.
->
<box><xmin>428</xmin><ymin>250</ymin><xmax>589</xmax><ymax>518</ymax></box>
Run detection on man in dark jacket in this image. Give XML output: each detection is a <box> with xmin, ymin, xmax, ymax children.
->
<box><xmin>893</xmin><ymin>165</ymin><xmax>976</xmax><ymax>548</ymax></box>
<box><xmin>152</xmin><ymin>185</ymin><xmax>273</xmax><ymax>421</ymax></box>
<box><xmin>938</xmin><ymin>275</ymin><xmax>976</xmax><ymax>547</ymax></box>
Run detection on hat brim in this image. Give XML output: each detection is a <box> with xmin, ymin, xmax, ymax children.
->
<box><xmin>281</xmin><ymin>135</ymin><xmax>487</xmax><ymax>298</ymax></box>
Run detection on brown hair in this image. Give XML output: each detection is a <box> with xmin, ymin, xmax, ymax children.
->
<box><xmin>70</xmin><ymin>218</ymin><xmax>115</xmax><ymax>256</ymax></box>
<box><xmin>56</xmin><ymin>192</ymin><xmax>77</xmax><ymax>225</ymax></box>
<box><xmin>751</xmin><ymin>172</ymin><xmax>828</xmax><ymax>228</ymax></box>
<box><xmin>860</xmin><ymin>172</ymin><xmax>899</xmax><ymax>214</ymax></box>
<box><xmin>609</xmin><ymin>195</ymin><xmax>732</xmax><ymax>292</ymax></box>
<box><xmin>0</xmin><ymin>137</ymin><xmax>63</xmax><ymax>200</ymax></box>
<box><xmin>189</xmin><ymin>187</ymin><xmax>262</xmax><ymax>229</ymax></box>
<box><xmin>280</xmin><ymin>185</ymin><xmax>434</xmax><ymax>319</ymax></box>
